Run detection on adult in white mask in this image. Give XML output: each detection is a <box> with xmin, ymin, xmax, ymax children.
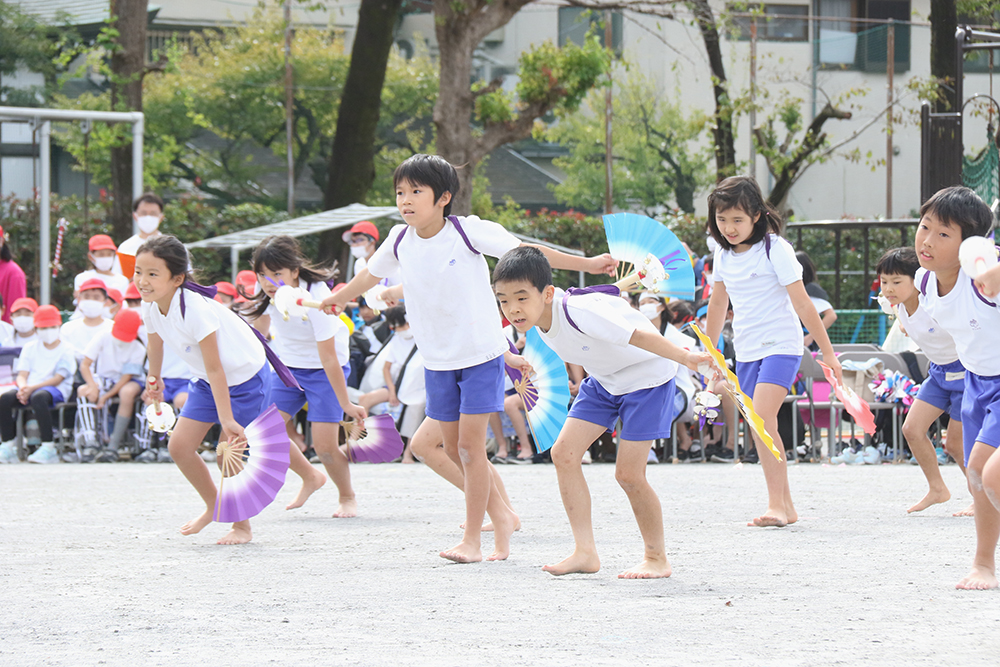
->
<box><xmin>114</xmin><ymin>192</ymin><xmax>166</xmax><ymax>274</ymax></box>
<box><xmin>72</xmin><ymin>235</ymin><xmax>130</xmax><ymax>312</ymax></box>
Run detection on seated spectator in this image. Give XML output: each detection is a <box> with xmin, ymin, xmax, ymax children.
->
<box><xmin>123</xmin><ymin>282</ymin><xmax>142</xmax><ymax>311</ymax></box>
<box><xmin>235</xmin><ymin>270</ymin><xmax>258</xmax><ymax>302</ymax></box>
<box><xmin>105</xmin><ymin>288</ymin><xmax>123</xmax><ymax>320</ymax></box>
<box><xmin>134</xmin><ymin>329</ymin><xmax>190</xmax><ymax>464</ymax></box>
<box><xmin>0</xmin><ymin>305</ymin><xmax>76</xmax><ymax>464</ymax></box>
<box><xmin>359</xmin><ymin>306</ymin><xmax>415</xmax><ymax>415</ymax></box>
<box><xmin>5</xmin><ymin>297</ymin><xmax>39</xmax><ymax>348</ymax></box>
<box><xmin>62</xmin><ymin>279</ymin><xmax>114</xmax><ymax>364</ymax></box>
<box><xmin>214</xmin><ymin>282</ymin><xmax>238</xmax><ymax>306</ymax></box>
<box><xmin>348</xmin><ymin>297</ymin><xmax>391</xmax><ymax>388</ymax></box>
<box><xmin>0</xmin><ymin>293</ymin><xmax>12</xmax><ymax>345</ymax></box>
<box><xmin>796</xmin><ymin>251</ymin><xmax>837</xmax><ymax>349</ymax></box>
<box><xmin>73</xmin><ymin>235</ymin><xmax>129</xmax><ymax>307</ymax></box>
<box><xmin>72</xmin><ymin>308</ymin><xmax>145</xmax><ymax>463</ymax></box>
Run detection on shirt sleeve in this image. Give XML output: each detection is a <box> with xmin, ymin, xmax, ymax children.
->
<box><xmin>56</xmin><ymin>348</ymin><xmax>77</xmax><ymax>380</ymax></box>
<box><xmin>122</xmin><ymin>341</ymin><xmax>147</xmax><ymax>376</ymax></box>
<box><xmin>460</xmin><ymin>216</ymin><xmax>521</xmax><ymax>259</ymax></box>
<box><xmin>83</xmin><ymin>333</ymin><xmax>104</xmax><ymax>362</ymax></box>
<box><xmin>14</xmin><ymin>344</ymin><xmax>34</xmax><ymax>373</ymax></box>
<box><xmin>771</xmin><ymin>236</ymin><xmax>804</xmax><ymax>286</ymax></box>
<box><xmin>565</xmin><ymin>296</ymin><xmax>636</xmax><ymax>347</ymax></box>
<box><xmin>366</xmin><ymin>224</ymin><xmax>407</xmax><ymax>279</ymax></box>
<box><xmin>810</xmin><ymin>297</ymin><xmax>833</xmax><ymax>314</ymax></box>
<box><xmin>306</xmin><ymin>282</ymin><xmax>339</xmax><ymax>343</ymax></box>
<box><xmin>712</xmin><ymin>247</ymin><xmax>725</xmax><ymax>283</ymax></box>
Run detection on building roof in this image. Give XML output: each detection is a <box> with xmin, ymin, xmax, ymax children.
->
<box><xmin>483</xmin><ymin>146</ymin><xmax>564</xmax><ymax>210</ymax></box>
<box><xmin>12</xmin><ymin>0</ymin><xmax>109</xmax><ymax>25</ymax></box>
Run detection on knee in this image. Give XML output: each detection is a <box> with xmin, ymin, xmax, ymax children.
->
<box><xmin>615</xmin><ymin>465</ymin><xmax>645</xmax><ymax>493</ymax></box>
<box><xmin>549</xmin><ymin>442</ymin><xmax>578</xmax><ymax>469</ymax></box>
<box><xmin>901</xmin><ymin>420</ymin><xmax>920</xmax><ymax>443</ymax></box>
<box><xmin>29</xmin><ymin>391</ymin><xmax>50</xmax><ymax>408</ymax></box>
<box><xmin>968</xmin><ymin>462</ymin><xmax>986</xmax><ymax>492</ymax></box>
<box><xmin>409</xmin><ymin>437</ymin><xmax>431</xmax><ymax>459</ymax></box>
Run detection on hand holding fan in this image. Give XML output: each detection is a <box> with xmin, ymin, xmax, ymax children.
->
<box><xmin>959</xmin><ymin>236</ymin><xmax>998</xmax><ymax>278</ymax></box>
<box><xmin>144</xmin><ymin>376</ymin><xmax>177</xmax><ymax>433</ymax></box>
<box><xmin>689</xmin><ymin>324</ymin><xmax>781</xmax><ymax>461</ymax></box>
<box><xmin>342</xmin><ymin>414</ymin><xmax>405</xmax><ymax>463</ymax></box>
<box><xmin>213</xmin><ymin>404</ymin><xmax>290</xmax><ymax>523</ymax></box>
<box><xmin>272</xmin><ymin>284</ymin><xmax>323</xmax><ymax>321</ymax></box>
<box><xmin>504</xmin><ymin>329</ymin><xmax>570</xmax><ymax>452</ymax></box>
<box><xmin>603</xmin><ymin>212</ymin><xmax>695</xmax><ymax>300</ymax></box>
<box><xmin>818</xmin><ymin>361</ymin><xmax>877</xmax><ymax>435</ymax></box>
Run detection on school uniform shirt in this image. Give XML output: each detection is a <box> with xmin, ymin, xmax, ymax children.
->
<box><xmin>267</xmin><ymin>281</ymin><xmax>349</xmax><ymax>369</ymax></box>
<box><xmin>83</xmin><ymin>331</ymin><xmax>146</xmax><ymax>382</ymax></box>
<box><xmin>367</xmin><ymin>216</ymin><xmax>520</xmax><ymax>371</ymax></box>
<box><xmin>73</xmin><ymin>270</ymin><xmax>129</xmax><ymax>294</ymax></box>
<box><xmin>895</xmin><ymin>294</ymin><xmax>959</xmax><ymax>366</ymax></box>
<box><xmin>160</xmin><ymin>340</ymin><xmax>194</xmax><ymax>380</ymax></box>
<box><xmin>917</xmin><ymin>267</ymin><xmax>1000</xmax><ymax>376</ymax></box>
<box><xmin>61</xmin><ymin>318</ymin><xmax>114</xmax><ymax>364</ymax></box>
<box><xmin>714</xmin><ymin>234</ymin><xmax>804</xmax><ymax>362</ymax></box>
<box><xmin>538</xmin><ymin>289</ymin><xmax>678</xmax><ymax>396</ymax></box>
<box><xmin>385</xmin><ymin>332</ymin><xmax>417</xmax><ymax>383</ymax></box>
<box><xmin>662</xmin><ymin>322</ymin><xmax>697</xmax><ymax>399</ymax></box>
<box><xmin>142</xmin><ymin>289</ymin><xmax>265</xmax><ymax>386</ymax></box>
<box><xmin>354</xmin><ymin>256</ymin><xmax>400</xmax><ymax>289</ymax></box>
<box><xmin>14</xmin><ymin>340</ymin><xmax>76</xmax><ymax>400</ymax></box>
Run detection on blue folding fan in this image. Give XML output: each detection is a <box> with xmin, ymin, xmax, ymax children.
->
<box><xmin>603</xmin><ymin>212</ymin><xmax>695</xmax><ymax>300</ymax></box>
<box><xmin>504</xmin><ymin>329</ymin><xmax>570</xmax><ymax>452</ymax></box>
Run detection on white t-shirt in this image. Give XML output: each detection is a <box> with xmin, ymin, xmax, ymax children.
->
<box><xmin>917</xmin><ymin>267</ymin><xmax>1000</xmax><ymax>376</ymax></box>
<box><xmin>61</xmin><ymin>317</ymin><xmax>114</xmax><ymax>363</ymax></box>
<box><xmin>662</xmin><ymin>323</ymin><xmax>696</xmax><ymax>399</ymax></box>
<box><xmin>161</xmin><ymin>342</ymin><xmax>194</xmax><ymax>381</ymax></box>
<box><xmin>385</xmin><ymin>332</ymin><xmax>417</xmax><ymax>382</ymax></box>
<box><xmin>83</xmin><ymin>331</ymin><xmax>146</xmax><ymax>381</ymax></box>
<box><xmin>142</xmin><ymin>288</ymin><xmax>265</xmax><ymax>386</ymax></box>
<box><xmin>714</xmin><ymin>234</ymin><xmax>804</xmax><ymax>362</ymax></box>
<box><xmin>73</xmin><ymin>270</ymin><xmax>130</xmax><ymax>295</ymax></box>
<box><xmin>366</xmin><ymin>216</ymin><xmax>521</xmax><ymax>371</ymax></box>
<box><xmin>896</xmin><ymin>294</ymin><xmax>959</xmax><ymax>366</ymax></box>
<box><xmin>113</xmin><ymin>231</ymin><xmax>162</xmax><ymax>274</ymax></box>
<box><xmin>810</xmin><ymin>296</ymin><xmax>833</xmax><ymax>315</ymax></box>
<box><xmin>3</xmin><ymin>330</ymin><xmax>37</xmax><ymax>349</ymax></box>
<box><xmin>15</xmin><ymin>340</ymin><xmax>76</xmax><ymax>400</ymax></box>
<box><xmin>538</xmin><ymin>289</ymin><xmax>678</xmax><ymax>395</ymax></box>
<box><xmin>267</xmin><ymin>281</ymin><xmax>349</xmax><ymax>369</ymax></box>
<box><xmin>355</xmin><ymin>256</ymin><xmax>401</xmax><ymax>289</ymax></box>
<box><xmin>0</xmin><ymin>321</ymin><xmax>14</xmax><ymax>347</ymax></box>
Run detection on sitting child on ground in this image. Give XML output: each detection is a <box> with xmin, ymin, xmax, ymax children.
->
<box><xmin>0</xmin><ymin>305</ymin><xmax>76</xmax><ymax>464</ymax></box>
<box><xmin>4</xmin><ymin>297</ymin><xmax>38</xmax><ymax>348</ymax></box>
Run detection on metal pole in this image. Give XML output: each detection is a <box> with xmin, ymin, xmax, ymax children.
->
<box><xmin>132</xmin><ymin>115</ymin><xmax>144</xmax><ymax>235</ymax></box>
<box><xmin>886</xmin><ymin>21</ymin><xmax>894</xmax><ymax>218</ymax></box>
<box><xmin>40</xmin><ymin>120</ymin><xmax>51</xmax><ymax>305</ymax></box>
<box><xmin>604</xmin><ymin>9</ymin><xmax>613</xmax><ymax>214</ymax></box>
<box><xmin>231</xmin><ymin>246</ymin><xmax>239</xmax><ymax>284</ymax></box>
<box><xmin>284</xmin><ymin>0</ymin><xmax>295</xmax><ymax>217</ymax></box>
<box><xmin>750</xmin><ymin>17</ymin><xmax>757</xmax><ymax>178</ymax></box>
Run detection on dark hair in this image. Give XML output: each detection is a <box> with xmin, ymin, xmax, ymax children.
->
<box><xmin>136</xmin><ymin>235</ymin><xmax>191</xmax><ymax>281</ymax></box>
<box><xmin>241</xmin><ymin>235</ymin><xmax>339</xmax><ymax>319</ymax></box>
<box><xmin>707</xmin><ymin>176</ymin><xmax>782</xmax><ymax>250</ymax></box>
<box><xmin>492</xmin><ymin>246</ymin><xmax>552</xmax><ymax>293</ymax></box>
<box><xmin>704</xmin><ymin>256</ymin><xmax>714</xmax><ymax>271</ymax></box>
<box><xmin>383</xmin><ymin>305</ymin><xmax>407</xmax><ymax>328</ymax></box>
<box><xmin>796</xmin><ymin>251</ymin><xmax>818</xmax><ymax>284</ymax></box>
<box><xmin>666</xmin><ymin>300</ymin><xmax>695</xmax><ymax>325</ymax></box>
<box><xmin>393</xmin><ymin>154</ymin><xmax>461</xmax><ymax>217</ymax></box>
<box><xmin>919</xmin><ymin>186</ymin><xmax>994</xmax><ymax>239</ymax></box>
<box><xmin>0</xmin><ymin>232</ymin><xmax>10</xmax><ymax>262</ymax></box>
<box><xmin>133</xmin><ymin>192</ymin><xmax>165</xmax><ymax>213</ymax></box>
<box><xmin>875</xmin><ymin>246</ymin><xmax>919</xmax><ymax>279</ymax></box>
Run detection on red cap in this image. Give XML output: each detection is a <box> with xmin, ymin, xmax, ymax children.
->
<box><xmin>106</xmin><ymin>288</ymin><xmax>123</xmax><ymax>305</ymax></box>
<box><xmin>111</xmin><ymin>307</ymin><xmax>141</xmax><ymax>342</ymax></box>
<box><xmin>235</xmin><ymin>270</ymin><xmax>257</xmax><ymax>303</ymax></box>
<box><xmin>342</xmin><ymin>220</ymin><xmax>379</xmax><ymax>243</ymax></box>
<box><xmin>88</xmin><ymin>234</ymin><xmax>117</xmax><ymax>252</ymax></box>
<box><xmin>78</xmin><ymin>278</ymin><xmax>109</xmax><ymax>295</ymax></box>
<box><xmin>11</xmin><ymin>297</ymin><xmax>38</xmax><ymax>313</ymax></box>
<box><xmin>33</xmin><ymin>305</ymin><xmax>62</xmax><ymax>328</ymax></box>
<box><xmin>332</xmin><ymin>282</ymin><xmax>347</xmax><ymax>292</ymax></box>
<box><xmin>215</xmin><ymin>281</ymin><xmax>237</xmax><ymax>298</ymax></box>
<box><xmin>124</xmin><ymin>282</ymin><xmax>141</xmax><ymax>300</ymax></box>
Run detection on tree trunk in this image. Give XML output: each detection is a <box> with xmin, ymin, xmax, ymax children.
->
<box><xmin>930</xmin><ymin>0</ymin><xmax>958</xmax><ymax>113</ymax></box>
<box><xmin>319</xmin><ymin>0</ymin><xmax>404</xmax><ymax>260</ymax></box>
<box><xmin>689</xmin><ymin>0</ymin><xmax>736</xmax><ymax>182</ymax></box>
<box><xmin>109</xmin><ymin>0</ymin><xmax>148</xmax><ymax>240</ymax></box>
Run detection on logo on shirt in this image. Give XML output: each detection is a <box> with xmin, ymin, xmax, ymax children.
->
<box><xmin>448</xmin><ymin>259</ymin><xmax>456</xmax><ymax>266</ymax></box>
<box><xmin>582</xmin><ymin>345</ymin><xmax>590</xmax><ymax>351</ymax></box>
<box><xmin>184</xmin><ymin>346</ymin><xmax>192</xmax><ymax>353</ymax></box>
<box><xmin>971</xmin><ymin>318</ymin><xmax>981</xmax><ymax>330</ymax></box>
<box><xmin>928</xmin><ymin>327</ymin><xmax>935</xmax><ymax>333</ymax></box>
<box><xmin>750</xmin><ymin>272</ymin><xmax>758</xmax><ymax>278</ymax></box>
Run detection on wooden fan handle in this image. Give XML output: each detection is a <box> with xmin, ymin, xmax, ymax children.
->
<box><xmin>296</xmin><ymin>298</ymin><xmax>323</xmax><ymax>309</ymax></box>
<box><xmin>614</xmin><ymin>270</ymin><xmax>643</xmax><ymax>291</ymax></box>
<box><xmin>147</xmin><ymin>376</ymin><xmax>163</xmax><ymax>416</ymax></box>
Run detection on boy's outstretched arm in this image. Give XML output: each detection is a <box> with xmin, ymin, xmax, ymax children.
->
<box><xmin>975</xmin><ymin>262</ymin><xmax>1000</xmax><ymax>298</ymax></box>
<box><xmin>321</xmin><ymin>269</ymin><xmax>382</xmax><ymax>314</ymax></box>
<box><xmin>629</xmin><ymin>329</ymin><xmax>714</xmax><ymax>373</ymax></box>
<box><xmin>524</xmin><ymin>244</ymin><xmax>617</xmax><ymax>276</ymax></box>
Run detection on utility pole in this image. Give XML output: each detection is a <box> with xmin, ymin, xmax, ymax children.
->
<box><xmin>604</xmin><ymin>9</ymin><xmax>613</xmax><ymax>214</ymax></box>
<box><xmin>886</xmin><ymin>20</ymin><xmax>895</xmax><ymax>218</ymax></box>
<box><xmin>749</xmin><ymin>17</ymin><xmax>757</xmax><ymax>179</ymax></box>
<box><xmin>284</xmin><ymin>0</ymin><xmax>295</xmax><ymax>216</ymax></box>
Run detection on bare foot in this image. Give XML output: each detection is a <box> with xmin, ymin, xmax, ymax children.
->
<box><xmin>286</xmin><ymin>470</ymin><xmax>326</xmax><ymax>510</ymax></box>
<box><xmin>486</xmin><ymin>512</ymin><xmax>516</xmax><ymax>561</ymax></box>
<box><xmin>465</xmin><ymin>515</ymin><xmax>522</xmax><ymax>533</ymax></box>
<box><xmin>619</xmin><ymin>558</ymin><xmax>672</xmax><ymax>579</ymax></box>
<box><xmin>907</xmin><ymin>487</ymin><xmax>951</xmax><ymax>513</ymax></box>
<box><xmin>180</xmin><ymin>509</ymin><xmax>214</xmax><ymax>536</ymax></box>
<box><xmin>953</xmin><ymin>503</ymin><xmax>975</xmax><ymax>517</ymax></box>
<box><xmin>440</xmin><ymin>541</ymin><xmax>483</xmax><ymax>563</ymax></box>
<box><xmin>332</xmin><ymin>497</ymin><xmax>358</xmax><ymax>518</ymax></box>
<box><xmin>217</xmin><ymin>521</ymin><xmax>252</xmax><ymax>545</ymax></box>
<box><xmin>956</xmin><ymin>565</ymin><xmax>998</xmax><ymax>590</ymax></box>
<box><xmin>542</xmin><ymin>550</ymin><xmax>601</xmax><ymax>575</ymax></box>
<box><xmin>749</xmin><ymin>508</ymin><xmax>788</xmax><ymax>527</ymax></box>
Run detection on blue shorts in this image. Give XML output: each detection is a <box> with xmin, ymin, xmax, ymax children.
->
<box><xmin>736</xmin><ymin>354</ymin><xmax>800</xmax><ymax>398</ymax></box>
<box><xmin>38</xmin><ymin>386</ymin><xmax>64</xmax><ymax>403</ymax></box>
<box><xmin>917</xmin><ymin>360</ymin><xmax>966</xmax><ymax>422</ymax></box>
<box><xmin>961</xmin><ymin>372</ymin><xmax>1000</xmax><ymax>464</ymax></box>
<box><xmin>180</xmin><ymin>366</ymin><xmax>268</xmax><ymax>427</ymax></box>
<box><xmin>268</xmin><ymin>365</ymin><xmax>350</xmax><ymax>423</ymax></box>
<box><xmin>569</xmin><ymin>377</ymin><xmax>676</xmax><ymax>441</ymax></box>
<box><xmin>424</xmin><ymin>356</ymin><xmax>505</xmax><ymax>422</ymax></box>
<box><xmin>163</xmin><ymin>377</ymin><xmax>190</xmax><ymax>404</ymax></box>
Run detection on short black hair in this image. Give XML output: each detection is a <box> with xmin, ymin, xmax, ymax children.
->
<box><xmin>796</xmin><ymin>251</ymin><xmax>818</xmax><ymax>284</ymax></box>
<box><xmin>875</xmin><ymin>247</ymin><xmax>919</xmax><ymax>279</ymax></box>
<box><xmin>133</xmin><ymin>192</ymin><xmax>164</xmax><ymax>213</ymax></box>
<box><xmin>707</xmin><ymin>175</ymin><xmax>782</xmax><ymax>251</ymax></box>
<box><xmin>493</xmin><ymin>246</ymin><xmax>552</xmax><ymax>293</ymax></box>
<box><xmin>393</xmin><ymin>154</ymin><xmax>460</xmax><ymax>217</ymax></box>
<box><xmin>383</xmin><ymin>305</ymin><xmax>407</xmax><ymax>328</ymax></box>
<box><xmin>919</xmin><ymin>186</ymin><xmax>994</xmax><ymax>239</ymax></box>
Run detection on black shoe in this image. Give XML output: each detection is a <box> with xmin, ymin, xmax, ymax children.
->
<box><xmin>741</xmin><ymin>449</ymin><xmax>759</xmax><ymax>464</ymax></box>
<box><xmin>711</xmin><ymin>448</ymin><xmax>735</xmax><ymax>463</ymax></box>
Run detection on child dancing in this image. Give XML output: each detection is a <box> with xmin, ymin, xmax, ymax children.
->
<box><xmin>704</xmin><ymin>176</ymin><xmax>841</xmax><ymax>527</ymax></box>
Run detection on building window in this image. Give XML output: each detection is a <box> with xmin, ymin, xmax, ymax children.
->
<box><xmin>817</xmin><ymin>0</ymin><xmax>911</xmax><ymax>73</ymax></box>
<box><xmin>558</xmin><ymin>7</ymin><xmax>622</xmax><ymax>52</ymax></box>
<box><xmin>731</xmin><ymin>4</ymin><xmax>810</xmax><ymax>42</ymax></box>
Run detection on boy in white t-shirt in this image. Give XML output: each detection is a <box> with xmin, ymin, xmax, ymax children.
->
<box><xmin>323</xmin><ymin>153</ymin><xmax>616</xmax><ymax>563</ymax></box>
<box><xmin>494</xmin><ymin>247</ymin><xmax>712</xmax><ymax>578</ymax></box>
<box><xmin>5</xmin><ymin>297</ymin><xmax>38</xmax><ymax>348</ymax></box>
<box><xmin>62</xmin><ymin>278</ymin><xmax>114</xmax><ymax>363</ymax></box>
<box><xmin>72</xmin><ymin>308</ymin><xmax>146</xmax><ymax>463</ymax></box>
<box><xmin>913</xmin><ymin>186</ymin><xmax>1000</xmax><ymax>590</ymax></box>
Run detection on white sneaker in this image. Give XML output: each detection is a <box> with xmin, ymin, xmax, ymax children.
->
<box><xmin>27</xmin><ymin>442</ymin><xmax>59</xmax><ymax>464</ymax></box>
<box><xmin>200</xmin><ymin>449</ymin><xmax>217</xmax><ymax>463</ymax></box>
<box><xmin>0</xmin><ymin>441</ymin><xmax>18</xmax><ymax>464</ymax></box>
<box><xmin>862</xmin><ymin>445</ymin><xmax>881</xmax><ymax>465</ymax></box>
<box><xmin>581</xmin><ymin>450</ymin><xmax>592</xmax><ymax>465</ymax></box>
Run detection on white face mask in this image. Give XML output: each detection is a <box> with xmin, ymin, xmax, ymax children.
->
<box><xmin>12</xmin><ymin>315</ymin><xmax>34</xmax><ymax>333</ymax></box>
<box><xmin>78</xmin><ymin>299</ymin><xmax>104</xmax><ymax>319</ymax></box>
<box><xmin>137</xmin><ymin>215</ymin><xmax>161</xmax><ymax>234</ymax></box>
<box><xmin>639</xmin><ymin>303</ymin><xmax>661</xmax><ymax>320</ymax></box>
<box><xmin>102</xmin><ymin>306</ymin><xmax>114</xmax><ymax>319</ymax></box>
<box><xmin>38</xmin><ymin>329</ymin><xmax>60</xmax><ymax>344</ymax></box>
<box><xmin>93</xmin><ymin>256</ymin><xmax>115</xmax><ymax>272</ymax></box>
<box><xmin>350</xmin><ymin>245</ymin><xmax>369</xmax><ymax>259</ymax></box>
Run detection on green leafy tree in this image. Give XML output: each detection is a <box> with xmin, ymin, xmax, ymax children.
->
<box><xmin>0</xmin><ymin>1</ymin><xmax>84</xmax><ymax>105</ymax></box>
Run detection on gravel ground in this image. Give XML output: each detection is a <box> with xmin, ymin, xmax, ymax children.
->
<box><xmin>1</xmin><ymin>459</ymin><xmax>997</xmax><ymax>666</ymax></box>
